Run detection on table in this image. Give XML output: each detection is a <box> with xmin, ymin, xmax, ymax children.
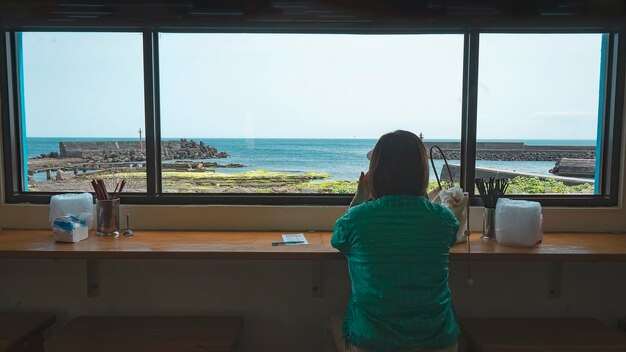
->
<box><xmin>0</xmin><ymin>230</ymin><xmax>625</xmax><ymax>261</ymax></box>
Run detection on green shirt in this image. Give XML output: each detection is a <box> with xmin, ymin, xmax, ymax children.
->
<box><xmin>331</xmin><ymin>195</ymin><xmax>459</xmax><ymax>352</ymax></box>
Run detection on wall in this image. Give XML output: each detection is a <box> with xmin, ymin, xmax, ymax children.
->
<box><xmin>1</xmin><ymin>258</ymin><xmax>626</xmax><ymax>351</ymax></box>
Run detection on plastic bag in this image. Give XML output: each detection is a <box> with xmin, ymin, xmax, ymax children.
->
<box><xmin>430</xmin><ymin>186</ymin><xmax>468</xmax><ymax>243</ymax></box>
<box><xmin>53</xmin><ymin>215</ymin><xmax>89</xmax><ymax>243</ymax></box>
<box><xmin>49</xmin><ymin>193</ymin><xmax>94</xmax><ymax>229</ymax></box>
<box><xmin>495</xmin><ymin>198</ymin><xmax>543</xmax><ymax>247</ymax></box>
<box><xmin>428</xmin><ymin>145</ymin><xmax>468</xmax><ymax>244</ymax></box>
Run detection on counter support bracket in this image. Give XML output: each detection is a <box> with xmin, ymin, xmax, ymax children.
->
<box><xmin>86</xmin><ymin>259</ymin><xmax>100</xmax><ymax>298</ymax></box>
<box><xmin>547</xmin><ymin>262</ymin><xmax>562</xmax><ymax>299</ymax></box>
<box><xmin>312</xmin><ymin>260</ymin><xmax>323</xmax><ymax>298</ymax></box>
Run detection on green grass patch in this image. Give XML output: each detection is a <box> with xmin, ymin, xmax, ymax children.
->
<box><xmin>71</xmin><ymin>170</ymin><xmax>594</xmax><ymax>195</ymax></box>
<box><xmin>506</xmin><ymin>176</ymin><xmax>594</xmax><ymax>194</ymax></box>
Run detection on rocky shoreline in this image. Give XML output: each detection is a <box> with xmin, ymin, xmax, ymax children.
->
<box><xmin>28</xmin><ymin>139</ymin><xmax>243</xmax><ymax>178</ymax></box>
<box><xmin>35</xmin><ymin>138</ymin><xmax>229</xmax><ymax>163</ymax></box>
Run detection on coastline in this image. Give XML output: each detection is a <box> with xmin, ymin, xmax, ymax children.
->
<box><xmin>27</xmin><ymin>169</ymin><xmax>594</xmax><ymax>195</ymax></box>
<box><xmin>25</xmin><ymin>139</ymin><xmax>597</xmax><ymax>195</ymax></box>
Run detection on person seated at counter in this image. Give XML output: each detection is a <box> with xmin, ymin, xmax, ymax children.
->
<box><xmin>330</xmin><ymin>130</ymin><xmax>460</xmax><ymax>352</ymax></box>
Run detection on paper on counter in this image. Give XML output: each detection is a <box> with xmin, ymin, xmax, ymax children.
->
<box><xmin>282</xmin><ymin>233</ymin><xmax>308</xmax><ymax>245</ymax></box>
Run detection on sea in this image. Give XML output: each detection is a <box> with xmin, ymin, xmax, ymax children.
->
<box><xmin>25</xmin><ymin>137</ymin><xmax>596</xmax><ymax>182</ymax></box>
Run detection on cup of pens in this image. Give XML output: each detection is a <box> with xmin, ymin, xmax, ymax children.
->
<box><xmin>475</xmin><ymin>177</ymin><xmax>509</xmax><ymax>241</ymax></box>
<box><xmin>92</xmin><ymin>179</ymin><xmax>125</xmax><ymax>237</ymax></box>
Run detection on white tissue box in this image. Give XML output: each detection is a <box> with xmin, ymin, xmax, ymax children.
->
<box><xmin>53</xmin><ymin>215</ymin><xmax>89</xmax><ymax>243</ymax></box>
<box><xmin>495</xmin><ymin>198</ymin><xmax>543</xmax><ymax>247</ymax></box>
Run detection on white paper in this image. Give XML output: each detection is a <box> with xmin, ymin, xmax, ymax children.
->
<box><xmin>282</xmin><ymin>233</ymin><xmax>308</xmax><ymax>245</ymax></box>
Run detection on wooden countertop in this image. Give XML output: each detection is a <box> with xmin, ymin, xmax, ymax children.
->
<box><xmin>0</xmin><ymin>229</ymin><xmax>625</xmax><ymax>261</ymax></box>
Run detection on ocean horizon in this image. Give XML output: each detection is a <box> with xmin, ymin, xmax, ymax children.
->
<box><xmin>25</xmin><ymin>137</ymin><xmax>597</xmax><ymax>182</ymax></box>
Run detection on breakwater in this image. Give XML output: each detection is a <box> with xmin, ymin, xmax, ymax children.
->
<box><xmin>425</xmin><ymin>142</ymin><xmax>595</xmax><ymax>161</ymax></box>
<box><xmin>55</xmin><ymin>139</ymin><xmax>228</xmax><ymax>162</ymax></box>
<box><xmin>442</xmin><ymin>164</ymin><xmax>593</xmax><ymax>186</ymax></box>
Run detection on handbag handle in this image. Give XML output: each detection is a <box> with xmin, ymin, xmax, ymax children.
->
<box><xmin>429</xmin><ymin>145</ymin><xmax>454</xmax><ymax>189</ymax></box>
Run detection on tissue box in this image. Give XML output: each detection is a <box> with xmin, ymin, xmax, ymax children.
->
<box><xmin>49</xmin><ymin>193</ymin><xmax>94</xmax><ymax>229</ymax></box>
<box><xmin>495</xmin><ymin>198</ymin><xmax>543</xmax><ymax>247</ymax></box>
<box><xmin>53</xmin><ymin>215</ymin><xmax>88</xmax><ymax>243</ymax></box>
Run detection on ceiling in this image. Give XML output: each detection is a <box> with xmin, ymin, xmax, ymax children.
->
<box><xmin>0</xmin><ymin>0</ymin><xmax>622</xmax><ymax>27</ymax></box>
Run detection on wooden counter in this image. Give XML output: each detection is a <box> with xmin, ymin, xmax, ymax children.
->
<box><xmin>0</xmin><ymin>229</ymin><xmax>625</xmax><ymax>261</ymax></box>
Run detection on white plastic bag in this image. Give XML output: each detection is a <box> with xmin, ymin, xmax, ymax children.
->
<box><xmin>430</xmin><ymin>186</ymin><xmax>468</xmax><ymax>243</ymax></box>
<box><xmin>49</xmin><ymin>193</ymin><xmax>94</xmax><ymax>229</ymax></box>
<box><xmin>52</xmin><ymin>215</ymin><xmax>89</xmax><ymax>243</ymax></box>
<box><xmin>495</xmin><ymin>198</ymin><xmax>543</xmax><ymax>247</ymax></box>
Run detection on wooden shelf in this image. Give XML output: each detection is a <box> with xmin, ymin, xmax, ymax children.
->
<box><xmin>0</xmin><ymin>230</ymin><xmax>625</xmax><ymax>261</ymax></box>
<box><xmin>0</xmin><ymin>230</ymin><xmax>338</xmax><ymax>260</ymax></box>
<box><xmin>451</xmin><ymin>232</ymin><xmax>626</xmax><ymax>261</ymax></box>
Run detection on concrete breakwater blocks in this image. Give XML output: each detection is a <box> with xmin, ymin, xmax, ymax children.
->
<box><xmin>443</xmin><ymin>164</ymin><xmax>593</xmax><ymax>186</ymax></box>
<box><xmin>59</xmin><ymin>140</ymin><xmax>226</xmax><ymax>160</ymax></box>
<box><xmin>424</xmin><ymin>142</ymin><xmax>595</xmax><ymax>161</ymax></box>
<box><xmin>60</xmin><ymin>141</ymin><xmax>143</xmax><ymax>158</ymax></box>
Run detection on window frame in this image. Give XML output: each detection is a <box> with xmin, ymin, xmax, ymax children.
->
<box><xmin>1</xmin><ymin>21</ymin><xmax>623</xmax><ymax>207</ymax></box>
<box><xmin>464</xmin><ymin>28</ymin><xmax>624</xmax><ymax>207</ymax></box>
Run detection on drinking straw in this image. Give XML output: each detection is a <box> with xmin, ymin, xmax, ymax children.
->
<box><xmin>91</xmin><ymin>179</ymin><xmax>101</xmax><ymax>200</ymax></box>
<box><xmin>115</xmin><ymin>180</ymin><xmax>126</xmax><ymax>198</ymax></box>
<box><xmin>97</xmin><ymin>179</ymin><xmax>109</xmax><ymax>200</ymax></box>
<box><xmin>91</xmin><ymin>178</ymin><xmax>126</xmax><ymax>200</ymax></box>
<box><xmin>91</xmin><ymin>179</ymin><xmax>106</xmax><ymax>200</ymax></box>
<box><xmin>474</xmin><ymin>177</ymin><xmax>509</xmax><ymax>208</ymax></box>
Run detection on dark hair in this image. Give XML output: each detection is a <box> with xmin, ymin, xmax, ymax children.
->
<box><xmin>368</xmin><ymin>130</ymin><xmax>429</xmax><ymax>199</ymax></box>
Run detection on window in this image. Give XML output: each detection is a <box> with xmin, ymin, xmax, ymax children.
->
<box><xmin>2</xmin><ymin>29</ymin><xmax>622</xmax><ymax>206</ymax></box>
<box><xmin>157</xmin><ymin>33</ymin><xmax>463</xmax><ymax>194</ymax></box>
<box><xmin>15</xmin><ymin>32</ymin><xmax>146</xmax><ymax>194</ymax></box>
<box><xmin>476</xmin><ymin>33</ymin><xmax>604</xmax><ymax>196</ymax></box>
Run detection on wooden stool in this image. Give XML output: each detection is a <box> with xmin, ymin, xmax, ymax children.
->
<box><xmin>0</xmin><ymin>312</ymin><xmax>56</xmax><ymax>352</ymax></box>
<box><xmin>45</xmin><ymin>316</ymin><xmax>243</xmax><ymax>352</ymax></box>
<box><xmin>460</xmin><ymin>318</ymin><xmax>626</xmax><ymax>352</ymax></box>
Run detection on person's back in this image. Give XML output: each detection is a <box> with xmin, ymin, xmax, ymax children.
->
<box><xmin>332</xmin><ymin>195</ymin><xmax>458</xmax><ymax>351</ymax></box>
<box><xmin>331</xmin><ymin>130</ymin><xmax>459</xmax><ymax>352</ymax></box>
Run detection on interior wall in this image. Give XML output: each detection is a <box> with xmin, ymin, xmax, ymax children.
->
<box><xmin>1</xmin><ymin>259</ymin><xmax>625</xmax><ymax>351</ymax></box>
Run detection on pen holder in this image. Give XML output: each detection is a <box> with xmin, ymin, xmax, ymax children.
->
<box><xmin>482</xmin><ymin>207</ymin><xmax>496</xmax><ymax>240</ymax></box>
<box><xmin>96</xmin><ymin>198</ymin><xmax>120</xmax><ymax>237</ymax></box>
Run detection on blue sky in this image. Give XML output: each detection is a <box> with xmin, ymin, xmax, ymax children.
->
<box><xmin>21</xmin><ymin>32</ymin><xmax>602</xmax><ymax>140</ymax></box>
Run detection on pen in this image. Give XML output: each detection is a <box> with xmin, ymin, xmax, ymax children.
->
<box><xmin>272</xmin><ymin>241</ymin><xmax>305</xmax><ymax>246</ymax></box>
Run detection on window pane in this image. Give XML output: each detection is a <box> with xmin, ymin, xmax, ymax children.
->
<box><xmin>477</xmin><ymin>33</ymin><xmax>603</xmax><ymax>195</ymax></box>
<box><xmin>158</xmin><ymin>33</ymin><xmax>464</xmax><ymax>194</ymax></box>
<box><xmin>21</xmin><ymin>32</ymin><xmax>146</xmax><ymax>193</ymax></box>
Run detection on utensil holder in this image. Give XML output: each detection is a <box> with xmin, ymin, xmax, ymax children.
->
<box><xmin>96</xmin><ymin>198</ymin><xmax>120</xmax><ymax>236</ymax></box>
<box><xmin>482</xmin><ymin>207</ymin><xmax>496</xmax><ymax>240</ymax></box>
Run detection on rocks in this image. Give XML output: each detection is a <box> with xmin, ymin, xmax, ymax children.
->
<box><xmin>55</xmin><ymin>170</ymin><xmax>67</xmax><ymax>181</ymax></box>
<box><xmin>550</xmin><ymin>158</ymin><xmax>596</xmax><ymax>177</ymax></box>
<box><xmin>161</xmin><ymin>138</ymin><xmax>228</xmax><ymax>160</ymax></box>
<box><xmin>430</xmin><ymin>150</ymin><xmax>595</xmax><ymax>162</ymax></box>
<box><xmin>33</xmin><ymin>151</ymin><xmax>60</xmax><ymax>159</ymax></box>
<box><xmin>80</xmin><ymin>139</ymin><xmax>229</xmax><ymax>163</ymax></box>
<box><xmin>85</xmin><ymin>149</ymin><xmax>145</xmax><ymax>163</ymax></box>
